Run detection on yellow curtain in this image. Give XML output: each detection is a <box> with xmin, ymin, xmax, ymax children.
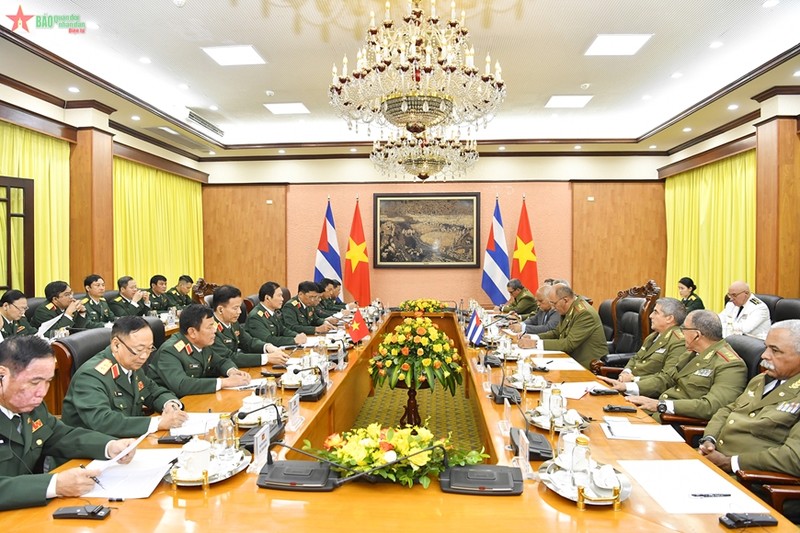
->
<box><xmin>665</xmin><ymin>149</ymin><xmax>756</xmax><ymax>312</ymax></box>
<box><xmin>0</xmin><ymin>121</ymin><xmax>70</xmax><ymax>293</ymax></box>
<box><xmin>112</xmin><ymin>157</ymin><xmax>203</xmax><ymax>290</ymax></box>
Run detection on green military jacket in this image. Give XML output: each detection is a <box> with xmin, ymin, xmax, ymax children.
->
<box><xmin>281</xmin><ymin>297</ymin><xmax>325</xmax><ymax>335</ymax></box>
<box><xmin>1</xmin><ymin>316</ymin><xmax>37</xmax><ymax>338</ymax></box>
<box><xmin>210</xmin><ymin>316</ymin><xmax>266</xmax><ymax>368</ymax></box>
<box><xmin>61</xmin><ymin>347</ymin><xmax>178</xmax><ymax>438</ymax></box>
<box><xmin>0</xmin><ymin>402</ymin><xmax>111</xmax><ymax>511</ymax></box>
<box><xmin>623</xmin><ymin>326</ymin><xmax>686</xmax><ymax>379</ymax></box>
<box><xmin>681</xmin><ymin>294</ymin><xmax>704</xmax><ymax>313</ymax></box>
<box><xmin>245</xmin><ymin>304</ymin><xmax>299</xmax><ymax>346</ymax></box>
<box><xmin>540</xmin><ymin>298</ymin><xmax>609</xmax><ymax>369</ymax></box>
<box><xmin>315</xmin><ymin>298</ymin><xmax>339</xmax><ymax>319</ymax></box>
<box><xmin>638</xmin><ymin>339</ymin><xmax>747</xmax><ymax>421</ymax></box>
<box><xmin>164</xmin><ymin>286</ymin><xmax>192</xmax><ymax>310</ymax></box>
<box><xmin>31</xmin><ymin>302</ymin><xmax>88</xmax><ymax>335</ymax></box>
<box><xmin>82</xmin><ymin>297</ymin><xmax>115</xmax><ymax>327</ymax></box>
<box><xmin>148</xmin><ymin>290</ymin><xmax>170</xmax><ymax>312</ymax></box>
<box><xmin>705</xmin><ymin>373</ymin><xmax>800</xmax><ymax>476</ymax></box>
<box><xmin>108</xmin><ymin>295</ymin><xmax>148</xmax><ymax>318</ymax></box>
<box><xmin>501</xmin><ymin>287</ymin><xmax>538</xmax><ymax>319</ymax></box>
<box><xmin>148</xmin><ymin>332</ymin><xmax>237</xmax><ymax>397</ymax></box>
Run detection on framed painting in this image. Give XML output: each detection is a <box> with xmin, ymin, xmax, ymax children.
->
<box><xmin>373</xmin><ymin>193</ymin><xmax>480</xmax><ymax>268</ymax></box>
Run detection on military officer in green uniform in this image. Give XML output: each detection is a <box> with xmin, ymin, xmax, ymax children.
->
<box><xmin>601</xmin><ymin>310</ymin><xmax>748</xmax><ymax>422</ymax></box>
<box><xmin>677</xmin><ymin>276</ymin><xmax>704</xmax><ymax>313</ymax></box>
<box><xmin>61</xmin><ymin>317</ymin><xmax>187</xmax><ymax>438</ymax></box>
<box><xmin>498</xmin><ymin>278</ymin><xmax>538</xmax><ymax>319</ymax></box>
<box><xmin>618</xmin><ymin>297</ymin><xmax>687</xmax><ymax>382</ymax></box>
<box><xmin>700</xmin><ymin>320</ymin><xmax>800</xmax><ymax>476</ymax></box>
<box><xmin>0</xmin><ymin>336</ymin><xmax>136</xmax><ymax>511</ymax></box>
<box><xmin>108</xmin><ymin>276</ymin><xmax>151</xmax><ymax>318</ymax></box>
<box><xmin>31</xmin><ymin>281</ymin><xmax>90</xmax><ymax>336</ymax></box>
<box><xmin>246</xmin><ymin>281</ymin><xmax>307</xmax><ymax>347</ymax></box>
<box><xmin>210</xmin><ymin>285</ymin><xmax>288</xmax><ymax>368</ymax></box>
<box><xmin>536</xmin><ymin>284</ymin><xmax>609</xmax><ymax>369</ymax></box>
<box><xmin>0</xmin><ymin>290</ymin><xmax>37</xmax><ymax>339</ymax></box>
<box><xmin>316</xmin><ymin>278</ymin><xmax>353</xmax><ymax>320</ymax></box>
<box><xmin>281</xmin><ymin>281</ymin><xmax>336</xmax><ymax>335</ymax></box>
<box><xmin>164</xmin><ymin>275</ymin><xmax>194</xmax><ymax>310</ymax></box>
<box><xmin>81</xmin><ymin>274</ymin><xmax>115</xmax><ymax>326</ymax></box>
<box><xmin>147</xmin><ymin>274</ymin><xmax>170</xmax><ymax>312</ymax></box>
<box><xmin>148</xmin><ymin>304</ymin><xmax>251</xmax><ymax>397</ymax></box>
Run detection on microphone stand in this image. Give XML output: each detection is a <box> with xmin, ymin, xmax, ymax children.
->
<box><xmin>237</xmin><ymin>403</ymin><xmax>285</xmax><ymax>451</ymax></box>
<box><xmin>490</xmin><ymin>356</ymin><xmax>521</xmax><ymax>405</ymax></box>
<box><xmin>509</xmin><ymin>396</ymin><xmax>553</xmax><ymax>461</ymax></box>
<box><xmin>332</xmin><ymin>444</ymin><xmax>449</xmax><ymax>487</ymax></box>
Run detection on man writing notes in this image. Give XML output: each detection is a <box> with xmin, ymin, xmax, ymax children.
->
<box><xmin>510</xmin><ymin>285</ymin><xmax>560</xmax><ymax>336</ymax></box>
<box><xmin>497</xmin><ymin>278</ymin><xmax>538</xmax><ymax>319</ymax></box>
<box><xmin>282</xmin><ymin>281</ymin><xmax>335</xmax><ymax>335</ymax></box>
<box><xmin>0</xmin><ymin>336</ymin><xmax>135</xmax><ymax>511</ymax></box>
<box><xmin>618</xmin><ymin>297</ymin><xmax>687</xmax><ymax>382</ymax></box>
<box><xmin>719</xmin><ymin>281</ymin><xmax>770</xmax><ymax>340</ymax></box>
<box><xmin>61</xmin><ymin>317</ymin><xmax>188</xmax><ymax>437</ymax></box>
<box><xmin>700</xmin><ymin>320</ymin><xmax>800</xmax><ymax>477</ymax></box>
<box><xmin>599</xmin><ymin>310</ymin><xmax>747</xmax><ymax>422</ymax></box>
<box><xmin>109</xmin><ymin>276</ymin><xmax>150</xmax><ymax>318</ymax></box>
<box><xmin>246</xmin><ymin>281</ymin><xmax>307</xmax><ymax>347</ymax></box>
<box><xmin>148</xmin><ymin>304</ymin><xmax>250</xmax><ymax>397</ymax></box>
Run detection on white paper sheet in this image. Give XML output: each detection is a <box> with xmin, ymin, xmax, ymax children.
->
<box><xmin>553</xmin><ymin>381</ymin><xmax>602</xmax><ymax>400</ymax></box>
<box><xmin>84</xmin><ymin>449</ymin><xmax>181</xmax><ymax>499</ymax></box>
<box><xmin>169</xmin><ymin>412</ymin><xmax>222</xmax><ymax>436</ymax></box>
<box><xmin>618</xmin><ymin>459</ymin><xmax>768</xmax><ymax>514</ymax></box>
<box><xmin>600</xmin><ymin>422</ymin><xmax>685</xmax><ymax>442</ymax></box>
<box><xmin>224</xmin><ymin>377</ymin><xmax>266</xmax><ymax>391</ymax></box>
<box><xmin>93</xmin><ymin>431</ymin><xmax>150</xmax><ymax>471</ymax></box>
<box><xmin>527</xmin><ymin>357</ymin><xmax>585</xmax><ymax>370</ymax></box>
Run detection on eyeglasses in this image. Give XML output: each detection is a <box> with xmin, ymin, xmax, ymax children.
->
<box><xmin>679</xmin><ymin>326</ymin><xmax>701</xmax><ymax>336</ymax></box>
<box><xmin>11</xmin><ymin>302</ymin><xmax>28</xmax><ymax>313</ymax></box>
<box><xmin>117</xmin><ymin>337</ymin><xmax>156</xmax><ymax>358</ymax></box>
<box><xmin>727</xmin><ymin>291</ymin><xmax>745</xmax><ymax>299</ymax></box>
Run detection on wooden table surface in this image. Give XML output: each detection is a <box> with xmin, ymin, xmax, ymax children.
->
<box><xmin>1</xmin><ymin>312</ymin><xmax>794</xmax><ymax>532</ymax></box>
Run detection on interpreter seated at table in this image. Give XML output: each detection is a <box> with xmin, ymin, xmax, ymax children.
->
<box><xmin>618</xmin><ymin>297</ymin><xmax>687</xmax><ymax>383</ymax></box>
<box><xmin>599</xmin><ymin>310</ymin><xmax>747</xmax><ymax>422</ymax></box>
<box><xmin>210</xmin><ymin>284</ymin><xmax>289</xmax><ymax>367</ymax></box>
<box><xmin>246</xmin><ymin>281</ymin><xmax>307</xmax><ymax>347</ymax></box>
<box><xmin>61</xmin><ymin>317</ymin><xmax>188</xmax><ymax>438</ymax></box>
<box><xmin>148</xmin><ymin>304</ymin><xmax>251</xmax><ymax>397</ymax></box>
<box><xmin>511</xmin><ymin>285</ymin><xmax>561</xmax><ymax>336</ymax></box>
<box><xmin>699</xmin><ymin>320</ymin><xmax>800</xmax><ymax>477</ymax></box>
<box><xmin>281</xmin><ymin>281</ymin><xmax>335</xmax><ymax>335</ymax></box>
<box><xmin>0</xmin><ymin>336</ymin><xmax>136</xmax><ymax>511</ymax></box>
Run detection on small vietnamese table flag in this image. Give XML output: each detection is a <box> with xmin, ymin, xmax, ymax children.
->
<box><xmin>347</xmin><ymin>308</ymin><xmax>369</xmax><ymax>343</ymax></box>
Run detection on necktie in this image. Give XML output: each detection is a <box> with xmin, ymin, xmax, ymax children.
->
<box><xmin>11</xmin><ymin>414</ymin><xmax>22</xmax><ymax>434</ymax></box>
<box><xmin>763</xmin><ymin>379</ymin><xmax>783</xmax><ymax>398</ymax></box>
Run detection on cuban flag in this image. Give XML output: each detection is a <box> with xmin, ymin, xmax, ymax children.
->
<box><xmin>466</xmin><ymin>309</ymin><xmax>484</xmax><ymax>345</ymax></box>
<box><xmin>314</xmin><ymin>199</ymin><xmax>343</xmax><ymax>283</ymax></box>
<box><xmin>481</xmin><ymin>198</ymin><xmax>510</xmax><ymax>305</ymax></box>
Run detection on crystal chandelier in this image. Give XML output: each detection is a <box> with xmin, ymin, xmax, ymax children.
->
<box><xmin>370</xmin><ymin>130</ymin><xmax>478</xmax><ymax>181</ymax></box>
<box><xmin>329</xmin><ymin>0</ymin><xmax>506</xmax><ymax>134</ymax></box>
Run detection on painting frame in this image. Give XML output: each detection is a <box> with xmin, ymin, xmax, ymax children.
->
<box><xmin>373</xmin><ymin>193</ymin><xmax>481</xmax><ymax>268</ymax></box>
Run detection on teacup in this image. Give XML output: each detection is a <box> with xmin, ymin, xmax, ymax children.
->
<box><xmin>241</xmin><ymin>394</ymin><xmax>263</xmax><ymax>412</ymax></box>
<box><xmin>178</xmin><ymin>437</ymin><xmax>211</xmax><ymax>476</ymax></box>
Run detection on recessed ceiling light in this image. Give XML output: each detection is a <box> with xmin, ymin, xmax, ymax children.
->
<box><xmin>642</xmin><ymin>94</ymin><xmax>652</xmax><ymax>101</ymax></box>
<box><xmin>202</xmin><ymin>45</ymin><xmax>266</xmax><ymax>66</ymax></box>
<box><xmin>67</xmin><ymin>86</ymin><xmax>80</xmax><ymax>93</ymax></box>
<box><xmin>209</xmin><ymin>105</ymin><xmax>218</xmax><ymax>111</ymax></box>
<box><xmin>671</xmin><ymin>72</ymin><xmax>683</xmax><ymax>79</ymax></box>
<box><xmin>208</xmin><ymin>150</ymin><xmax>216</xmax><ymax>155</ymax></box>
<box><xmin>264</xmin><ymin>103</ymin><xmax>310</xmax><ymax>115</ymax></box>
<box><xmin>709</xmin><ymin>41</ymin><xmax>723</xmax><ymax>49</ymax></box>
<box><xmin>545</xmin><ymin>95</ymin><xmax>593</xmax><ymax>108</ymax></box>
<box><xmin>278</xmin><ymin>149</ymin><xmax>286</xmax><ymax>154</ymax></box>
<box><xmin>584</xmin><ymin>34</ymin><xmax>652</xmax><ymax>56</ymax></box>
<box><xmin>350</xmin><ymin>148</ymin><xmax>357</xmax><ymax>152</ymax></box>
<box><xmin>158</xmin><ymin>126</ymin><xmax>180</xmax><ymax>135</ymax></box>
<box><xmin>649</xmin><ymin>145</ymin><xmax>657</xmax><ymax>149</ymax></box>
<box><xmin>131</xmin><ymin>115</ymin><xmax>140</xmax><ymax>121</ymax></box>
<box><xmin>762</xmin><ymin>0</ymin><xmax>779</xmax><ymax>7</ymax></box>
<box><xmin>265</xmin><ymin>90</ymin><xmax>275</xmax><ymax>97</ymax></box>
<box><xmin>574</xmin><ymin>145</ymin><xmax>582</xmax><ymax>150</ymax></box>
<box><xmin>727</xmin><ymin>104</ymin><xmax>739</xmax><ymax>111</ymax></box>
<box><xmin>682</xmin><ymin>127</ymin><xmax>692</xmax><ymax>133</ymax></box>
<box><xmin>139</xmin><ymin>57</ymin><xmax>151</xmax><ymax>64</ymax></box>
<box><xmin>793</xmin><ymin>70</ymin><xmax>800</xmax><ymax>77</ymax></box>
<box><xmin>178</xmin><ymin>83</ymin><xmax>189</xmax><ymax>90</ymax></box>
<box><xmin>498</xmin><ymin>146</ymin><xmax>506</xmax><ymax>151</ymax></box>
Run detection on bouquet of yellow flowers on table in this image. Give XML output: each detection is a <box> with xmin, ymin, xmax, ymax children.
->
<box><xmin>398</xmin><ymin>298</ymin><xmax>444</xmax><ymax>313</ymax></box>
<box><xmin>368</xmin><ymin>315</ymin><xmax>463</xmax><ymax>395</ymax></box>
<box><xmin>305</xmin><ymin>423</ymin><xmax>487</xmax><ymax>488</ymax></box>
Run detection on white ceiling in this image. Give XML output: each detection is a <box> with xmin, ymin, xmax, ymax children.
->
<box><xmin>1</xmin><ymin>0</ymin><xmax>799</xmax><ymax>159</ymax></box>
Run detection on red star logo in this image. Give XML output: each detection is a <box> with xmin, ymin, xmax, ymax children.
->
<box><xmin>7</xmin><ymin>5</ymin><xmax>34</xmax><ymax>32</ymax></box>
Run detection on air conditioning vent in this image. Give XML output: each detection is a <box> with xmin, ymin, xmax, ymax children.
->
<box><xmin>187</xmin><ymin>111</ymin><xmax>224</xmax><ymax>137</ymax></box>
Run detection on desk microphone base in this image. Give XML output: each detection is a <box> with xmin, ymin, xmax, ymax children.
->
<box><xmin>510</xmin><ymin>428</ymin><xmax>553</xmax><ymax>461</ymax></box>
<box><xmin>439</xmin><ymin>465</ymin><xmax>524</xmax><ymax>496</ymax></box>
<box><xmin>257</xmin><ymin>461</ymin><xmax>339</xmax><ymax>492</ymax></box>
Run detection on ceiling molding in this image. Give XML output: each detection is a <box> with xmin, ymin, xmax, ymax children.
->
<box><xmin>751</xmin><ymin>85</ymin><xmax>800</xmax><ymax>103</ymax></box>
<box><xmin>110</xmin><ymin>120</ymin><xmax>200</xmax><ymax>162</ymax></box>
<box><xmin>113</xmin><ymin>142</ymin><xmax>209</xmax><ymax>183</ymax></box>
<box><xmin>657</xmin><ymin>134</ymin><xmax>755</xmax><ymax>179</ymax></box>
<box><xmin>751</xmin><ymin>114</ymin><xmax>800</xmax><ymax>129</ymax></box>
<box><xmin>0</xmin><ymin>100</ymin><xmax>76</xmax><ymax>142</ymax></box>
<box><xmin>0</xmin><ymin>72</ymin><xmax>65</xmax><ymax>107</ymax></box>
<box><xmin>65</xmin><ymin>99</ymin><xmax>117</xmax><ymax>115</ymax></box>
<box><xmin>666</xmin><ymin>110</ymin><xmax>760</xmax><ymax>155</ymax></box>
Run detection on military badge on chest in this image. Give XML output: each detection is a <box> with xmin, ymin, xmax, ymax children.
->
<box><xmin>693</xmin><ymin>368</ymin><xmax>713</xmax><ymax>377</ymax></box>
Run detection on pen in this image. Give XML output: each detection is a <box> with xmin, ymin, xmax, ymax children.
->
<box><xmin>80</xmin><ymin>464</ymin><xmax>106</xmax><ymax>489</ymax></box>
<box><xmin>690</xmin><ymin>493</ymin><xmax>731</xmax><ymax>497</ymax></box>
<box><xmin>605</xmin><ymin>423</ymin><xmax>615</xmax><ymax>437</ymax></box>
<box><xmin>544</xmin><ymin>360</ymin><xmax>553</xmax><ymax>365</ymax></box>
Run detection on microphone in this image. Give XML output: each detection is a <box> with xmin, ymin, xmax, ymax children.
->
<box><xmin>237</xmin><ymin>401</ymin><xmax>280</xmax><ymax>421</ymax></box>
<box><xmin>257</xmin><ymin>440</ymin><xmax>358</xmax><ymax>492</ymax></box>
<box><xmin>238</xmin><ymin>403</ymin><xmax>285</xmax><ymax>452</ymax></box>
<box><xmin>293</xmin><ymin>366</ymin><xmax>320</xmax><ymax>375</ymax></box>
<box><xmin>490</xmin><ymin>359</ymin><xmax>521</xmax><ymax>405</ymax></box>
<box><xmin>509</xmin><ymin>397</ymin><xmax>553</xmax><ymax>461</ymax></box>
<box><xmin>331</xmin><ymin>444</ymin><xmax>449</xmax><ymax>488</ymax></box>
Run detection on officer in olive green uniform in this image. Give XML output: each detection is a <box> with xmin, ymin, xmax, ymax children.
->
<box><xmin>61</xmin><ymin>347</ymin><xmax>180</xmax><ymax>437</ymax></box>
<box><xmin>147</xmin><ymin>275</ymin><xmax>170</xmax><ymax>313</ymax></box>
<box><xmin>637</xmin><ymin>339</ymin><xmax>747</xmax><ymax>422</ymax></box>
<box><xmin>622</xmin><ymin>326</ymin><xmax>686</xmax><ymax>379</ymax></box>
<box><xmin>501</xmin><ymin>280</ymin><xmax>538</xmax><ymax>319</ymax></box>
<box><xmin>246</xmin><ymin>304</ymin><xmax>300</xmax><ymax>347</ymax></box>
<box><xmin>682</xmin><ymin>294</ymin><xmax>704</xmax><ymax>313</ymax></box>
<box><xmin>108</xmin><ymin>295</ymin><xmax>148</xmax><ymax>318</ymax></box>
<box><xmin>282</xmin><ymin>296</ymin><xmax>327</xmax><ymax>335</ymax></box>
<box><xmin>1</xmin><ymin>316</ymin><xmax>36</xmax><ymax>338</ymax></box>
<box><xmin>0</xmin><ymin>290</ymin><xmax>36</xmax><ymax>339</ymax></box>
<box><xmin>82</xmin><ymin>296</ymin><xmax>115</xmax><ymax>326</ymax></box>
<box><xmin>32</xmin><ymin>302</ymin><xmax>89</xmax><ymax>334</ymax></box>
<box><xmin>164</xmin><ymin>276</ymin><xmax>194</xmax><ymax>310</ymax></box>
<box><xmin>211</xmin><ymin>315</ymin><xmax>268</xmax><ymax>368</ymax></box>
<box><xmin>149</xmin><ymin>332</ymin><xmax>238</xmax><ymax>397</ymax></box>
<box><xmin>539</xmin><ymin>290</ymin><xmax>609</xmax><ymax>369</ymax></box>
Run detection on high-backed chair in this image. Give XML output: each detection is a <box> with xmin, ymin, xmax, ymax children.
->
<box><xmin>774</xmin><ymin>298</ymin><xmax>800</xmax><ymax>323</ymax></box>
<box><xmin>192</xmin><ymin>278</ymin><xmax>220</xmax><ymax>305</ymax></box>
<box><xmin>754</xmin><ymin>293</ymin><xmax>782</xmax><ymax>323</ymax></box>
<box><xmin>280</xmin><ymin>286</ymin><xmax>292</xmax><ymax>303</ymax></box>
<box><xmin>143</xmin><ymin>315</ymin><xmax>166</xmax><ymax>350</ymax></box>
<box><xmin>24</xmin><ymin>296</ymin><xmax>47</xmax><ymax>323</ymax></box>
<box><xmin>238</xmin><ymin>301</ymin><xmax>248</xmax><ymax>324</ymax></box>
<box><xmin>244</xmin><ymin>294</ymin><xmax>258</xmax><ymax>313</ymax></box>
<box><xmin>104</xmin><ymin>289</ymin><xmax>120</xmax><ymax>302</ymax></box>
<box><xmin>598</xmin><ymin>299</ymin><xmax>614</xmax><ymax>350</ymax></box>
<box><xmin>72</xmin><ymin>292</ymin><xmax>86</xmax><ymax>302</ymax></box>
<box><xmin>46</xmin><ymin>328</ymin><xmax>112</xmax><ymax>415</ymax></box>
<box><xmin>726</xmin><ymin>334</ymin><xmax>767</xmax><ymax>381</ymax></box>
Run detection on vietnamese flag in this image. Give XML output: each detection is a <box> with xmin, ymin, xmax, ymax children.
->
<box><xmin>511</xmin><ymin>199</ymin><xmax>539</xmax><ymax>291</ymax></box>
<box><xmin>344</xmin><ymin>200</ymin><xmax>371</xmax><ymax>305</ymax></box>
<box><xmin>347</xmin><ymin>308</ymin><xmax>369</xmax><ymax>343</ymax></box>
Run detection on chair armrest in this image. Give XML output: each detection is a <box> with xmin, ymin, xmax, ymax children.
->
<box><xmin>678</xmin><ymin>425</ymin><xmax>707</xmax><ymax>446</ymax></box>
<box><xmin>598</xmin><ymin>366</ymin><xmax>623</xmax><ymax>378</ymax></box>
<box><xmin>737</xmin><ymin>470</ymin><xmax>800</xmax><ymax>486</ymax></box>
<box><xmin>600</xmin><ymin>352</ymin><xmax>635</xmax><ymax>368</ymax></box>
<box><xmin>763</xmin><ymin>485</ymin><xmax>800</xmax><ymax>513</ymax></box>
<box><xmin>660</xmin><ymin>414</ymin><xmax>708</xmax><ymax>426</ymax></box>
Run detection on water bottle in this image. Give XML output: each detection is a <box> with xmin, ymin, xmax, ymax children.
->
<box><xmin>215</xmin><ymin>413</ymin><xmax>236</xmax><ymax>461</ymax></box>
<box><xmin>549</xmin><ymin>387</ymin><xmax>566</xmax><ymax>420</ymax></box>
<box><xmin>264</xmin><ymin>377</ymin><xmax>278</xmax><ymax>404</ymax></box>
<box><xmin>570</xmin><ymin>435</ymin><xmax>592</xmax><ymax>488</ymax></box>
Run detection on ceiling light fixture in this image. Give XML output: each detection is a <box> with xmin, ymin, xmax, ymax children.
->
<box><xmin>202</xmin><ymin>45</ymin><xmax>265</xmax><ymax>66</ymax></box>
<box><xmin>682</xmin><ymin>127</ymin><xmax>692</xmax><ymax>132</ymax></box>
<box><xmin>574</xmin><ymin>145</ymin><xmax>582</xmax><ymax>150</ymax></box>
<box><xmin>498</xmin><ymin>146</ymin><xmax>506</xmax><ymax>151</ymax></box>
<box><xmin>131</xmin><ymin>115</ymin><xmax>140</xmax><ymax>121</ymax></box>
<box><xmin>209</xmin><ymin>105</ymin><xmax>218</xmax><ymax>111</ymax></box>
<box><xmin>139</xmin><ymin>57</ymin><xmax>151</xmax><ymax>64</ymax></box>
<box><xmin>584</xmin><ymin>34</ymin><xmax>652</xmax><ymax>56</ymax></box>
<box><xmin>545</xmin><ymin>95</ymin><xmax>593</xmax><ymax>108</ymax></box>
<box><xmin>727</xmin><ymin>104</ymin><xmax>739</xmax><ymax>110</ymax></box>
<box><xmin>370</xmin><ymin>129</ymin><xmax>478</xmax><ymax>181</ymax></box>
<box><xmin>793</xmin><ymin>70</ymin><xmax>800</xmax><ymax>77</ymax></box>
<box><xmin>278</xmin><ymin>149</ymin><xmax>286</xmax><ymax>154</ymax></box>
<box><xmin>649</xmin><ymin>145</ymin><xmax>657</xmax><ymax>149</ymax></box>
<box><xmin>67</xmin><ymin>86</ymin><xmax>80</xmax><ymax>93</ymax></box>
<box><xmin>264</xmin><ymin>103</ymin><xmax>310</xmax><ymax>115</ymax></box>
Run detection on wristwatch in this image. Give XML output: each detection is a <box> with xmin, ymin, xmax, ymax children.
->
<box><xmin>656</xmin><ymin>401</ymin><xmax>668</xmax><ymax>414</ymax></box>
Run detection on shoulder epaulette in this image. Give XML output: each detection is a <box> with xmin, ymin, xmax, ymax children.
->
<box><xmin>291</xmin><ymin>300</ymin><xmax>300</xmax><ymax>307</ymax></box>
<box><xmin>45</xmin><ymin>302</ymin><xmax>55</xmax><ymax>310</ymax></box>
<box><xmin>716</xmin><ymin>345</ymin><xmax>741</xmax><ymax>362</ymax></box>
<box><xmin>94</xmin><ymin>359</ymin><xmax>113</xmax><ymax>375</ymax></box>
<box><xmin>750</xmin><ymin>296</ymin><xmax>762</xmax><ymax>305</ymax></box>
<box><xmin>114</xmin><ymin>296</ymin><xmax>123</xmax><ymax>302</ymax></box>
<box><xmin>80</xmin><ymin>298</ymin><xmax>89</xmax><ymax>304</ymax></box>
<box><xmin>257</xmin><ymin>309</ymin><xmax>264</xmax><ymax>317</ymax></box>
<box><xmin>174</xmin><ymin>339</ymin><xmax>191</xmax><ymax>354</ymax></box>
<box><xmin>671</xmin><ymin>327</ymin><xmax>685</xmax><ymax>340</ymax></box>
<box><xmin>99</xmin><ymin>297</ymin><xmax>106</xmax><ymax>302</ymax></box>
<box><xmin>688</xmin><ymin>295</ymin><xmax>697</xmax><ymax>301</ymax></box>
<box><xmin>574</xmin><ymin>300</ymin><xmax>587</xmax><ymax>313</ymax></box>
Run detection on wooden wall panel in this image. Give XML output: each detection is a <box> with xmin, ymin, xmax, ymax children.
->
<box><xmin>201</xmin><ymin>185</ymin><xmax>286</xmax><ymax>296</ymax></box>
<box><xmin>572</xmin><ymin>182</ymin><xmax>667</xmax><ymax>306</ymax></box>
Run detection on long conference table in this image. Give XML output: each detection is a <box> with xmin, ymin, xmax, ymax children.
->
<box><xmin>1</xmin><ymin>311</ymin><xmax>795</xmax><ymax>531</ymax></box>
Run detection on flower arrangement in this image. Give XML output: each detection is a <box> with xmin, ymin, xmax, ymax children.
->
<box><xmin>368</xmin><ymin>315</ymin><xmax>463</xmax><ymax>395</ymax></box>
<box><xmin>398</xmin><ymin>298</ymin><xmax>444</xmax><ymax>313</ymax></box>
<box><xmin>305</xmin><ymin>423</ymin><xmax>488</xmax><ymax>488</ymax></box>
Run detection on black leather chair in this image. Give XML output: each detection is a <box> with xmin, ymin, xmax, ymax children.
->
<box><xmin>54</xmin><ymin>328</ymin><xmax>112</xmax><ymax>375</ymax></box>
<box><xmin>24</xmin><ymin>297</ymin><xmax>47</xmax><ymax>323</ymax></box>
<box><xmin>104</xmin><ymin>290</ymin><xmax>120</xmax><ymax>302</ymax></box>
<box><xmin>238</xmin><ymin>301</ymin><xmax>248</xmax><ymax>324</ymax></box>
<box><xmin>72</xmin><ymin>292</ymin><xmax>86</xmax><ymax>302</ymax></box>
<box><xmin>143</xmin><ymin>316</ymin><xmax>166</xmax><ymax>350</ymax></box>
<box><xmin>755</xmin><ymin>293</ymin><xmax>782</xmax><ymax>323</ymax></box>
<box><xmin>246</xmin><ymin>294</ymin><xmax>259</xmax><ymax>311</ymax></box>
<box><xmin>204</xmin><ymin>294</ymin><xmax>213</xmax><ymax>306</ymax></box>
<box><xmin>598</xmin><ymin>299</ymin><xmax>614</xmax><ymax>351</ymax></box>
<box><xmin>725</xmin><ymin>334</ymin><xmax>767</xmax><ymax>381</ymax></box>
<box><xmin>611</xmin><ymin>297</ymin><xmax>645</xmax><ymax>355</ymax></box>
<box><xmin>280</xmin><ymin>287</ymin><xmax>292</xmax><ymax>303</ymax></box>
<box><xmin>774</xmin><ymin>298</ymin><xmax>800</xmax><ymax>323</ymax></box>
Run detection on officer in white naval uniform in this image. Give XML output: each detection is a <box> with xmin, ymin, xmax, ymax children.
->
<box><xmin>719</xmin><ymin>281</ymin><xmax>770</xmax><ymax>340</ymax></box>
